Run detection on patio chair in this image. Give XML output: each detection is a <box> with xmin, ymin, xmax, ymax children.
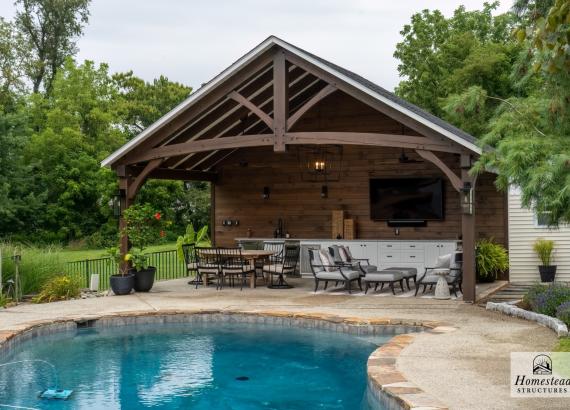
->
<box><xmin>328</xmin><ymin>245</ymin><xmax>377</xmax><ymax>275</ymax></box>
<box><xmin>263</xmin><ymin>241</ymin><xmax>285</xmax><ymax>263</ymax></box>
<box><xmin>415</xmin><ymin>252</ymin><xmax>463</xmax><ymax>297</ymax></box>
<box><xmin>219</xmin><ymin>247</ymin><xmax>255</xmax><ymax>291</ymax></box>
<box><xmin>182</xmin><ymin>244</ymin><xmax>200</xmax><ymax>285</ymax></box>
<box><xmin>308</xmin><ymin>249</ymin><xmax>361</xmax><ymax>294</ymax></box>
<box><xmin>362</xmin><ymin>270</ymin><xmax>406</xmax><ymax>295</ymax></box>
<box><xmin>195</xmin><ymin>247</ymin><xmax>221</xmax><ymax>290</ymax></box>
<box><xmin>263</xmin><ymin>246</ymin><xmax>300</xmax><ymax>289</ymax></box>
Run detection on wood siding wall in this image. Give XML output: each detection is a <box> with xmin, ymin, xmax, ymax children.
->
<box><xmin>508</xmin><ymin>187</ymin><xmax>570</xmax><ymax>283</ymax></box>
<box><xmin>213</xmin><ymin>145</ymin><xmax>506</xmax><ymax>247</ymax></box>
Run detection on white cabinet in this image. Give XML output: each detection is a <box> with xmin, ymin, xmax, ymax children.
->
<box><xmin>424</xmin><ymin>242</ymin><xmax>458</xmax><ymax>268</ymax></box>
<box><xmin>349</xmin><ymin>242</ymin><xmax>378</xmax><ymax>266</ymax></box>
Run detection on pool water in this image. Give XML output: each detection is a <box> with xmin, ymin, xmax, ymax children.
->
<box><xmin>0</xmin><ymin>322</ymin><xmax>396</xmax><ymax>409</ymax></box>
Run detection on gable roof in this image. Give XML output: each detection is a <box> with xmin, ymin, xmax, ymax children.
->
<box><xmin>102</xmin><ymin>36</ymin><xmax>480</xmax><ymax>168</ymax></box>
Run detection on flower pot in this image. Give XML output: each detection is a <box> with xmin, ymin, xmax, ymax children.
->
<box><xmin>133</xmin><ymin>266</ymin><xmax>156</xmax><ymax>292</ymax></box>
<box><xmin>110</xmin><ymin>274</ymin><xmax>134</xmax><ymax>295</ymax></box>
<box><xmin>539</xmin><ymin>265</ymin><xmax>557</xmax><ymax>282</ymax></box>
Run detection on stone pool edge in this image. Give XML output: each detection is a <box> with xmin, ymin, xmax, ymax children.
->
<box><xmin>0</xmin><ymin>309</ymin><xmax>453</xmax><ymax>410</ymax></box>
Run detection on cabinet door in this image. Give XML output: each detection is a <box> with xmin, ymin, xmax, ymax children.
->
<box><xmin>440</xmin><ymin>242</ymin><xmax>457</xmax><ymax>256</ymax></box>
<box><xmin>424</xmin><ymin>243</ymin><xmax>441</xmax><ymax>268</ymax></box>
<box><xmin>361</xmin><ymin>242</ymin><xmax>378</xmax><ymax>266</ymax></box>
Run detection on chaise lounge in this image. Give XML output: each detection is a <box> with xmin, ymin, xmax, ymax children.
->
<box><xmin>308</xmin><ymin>249</ymin><xmax>362</xmax><ymax>293</ymax></box>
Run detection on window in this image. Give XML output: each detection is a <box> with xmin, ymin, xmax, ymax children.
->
<box><xmin>534</xmin><ymin>211</ymin><xmax>552</xmax><ymax>228</ymax></box>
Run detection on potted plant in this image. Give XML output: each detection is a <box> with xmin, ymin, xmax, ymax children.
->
<box><xmin>107</xmin><ymin>247</ymin><xmax>134</xmax><ymax>295</ymax></box>
<box><xmin>121</xmin><ymin>204</ymin><xmax>165</xmax><ymax>292</ymax></box>
<box><xmin>475</xmin><ymin>239</ymin><xmax>509</xmax><ymax>283</ymax></box>
<box><xmin>533</xmin><ymin>238</ymin><xmax>556</xmax><ymax>282</ymax></box>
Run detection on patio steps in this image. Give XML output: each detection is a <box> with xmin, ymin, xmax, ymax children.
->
<box><xmin>479</xmin><ymin>283</ymin><xmax>532</xmax><ymax>305</ymax></box>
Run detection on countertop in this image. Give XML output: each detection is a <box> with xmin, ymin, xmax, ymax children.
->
<box><xmin>235</xmin><ymin>237</ymin><xmax>460</xmax><ymax>242</ymax></box>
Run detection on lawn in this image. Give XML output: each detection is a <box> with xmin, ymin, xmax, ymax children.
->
<box><xmin>58</xmin><ymin>242</ymin><xmax>176</xmax><ymax>263</ymax></box>
<box><xmin>555</xmin><ymin>338</ymin><xmax>570</xmax><ymax>352</ymax></box>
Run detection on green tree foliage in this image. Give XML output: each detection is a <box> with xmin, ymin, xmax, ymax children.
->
<box><xmin>394</xmin><ymin>2</ymin><xmax>516</xmax><ymax>116</ymax></box>
<box><xmin>14</xmin><ymin>0</ymin><xmax>90</xmax><ymax>93</ymax></box>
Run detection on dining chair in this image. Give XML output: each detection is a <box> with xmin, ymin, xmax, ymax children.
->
<box><xmin>195</xmin><ymin>247</ymin><xmax>221</xmax><ymax>290</ymax></box>
<box><xmin>219</xmin><ymin>247</ymin><xmax>255</xmax><ymax>290</ymax></box>
<box><xmin>263</xmin><ymin>246</ymin><xmax>299</xmax><ymax>289</ymax></box>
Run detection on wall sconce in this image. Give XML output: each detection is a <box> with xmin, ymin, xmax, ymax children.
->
<box><xmin>460</xmin><ymin>182</ymin><xmax>473</xmax><ymax>215</ymax></box>
<box><xmin>320</xmin><ymin>185</ymin><xmax>328</xmax><ymax>198</ymax></box>
<box><xmin>109</xmin><ymin>190</ymin><xmax>122</xmax><ymax>218</ymax></box>
<box><xmin>314</xmin><ymin>161</ymin><xmax>326</xmax><ymax>173</ymax></box>
<box><xmin>262</xmin><ymin>186</ymin><xmax>270</xmax><ymax>200</ymax></box>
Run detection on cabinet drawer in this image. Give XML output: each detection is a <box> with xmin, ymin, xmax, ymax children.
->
<box><xmin>401</xmin><ymin>242</ymin><xmax>425</xmax><ymax>250</ymax></box>
<box><xmin>401</xmin><ymin>250</ymin><xmax>424</xmax><ymax>262</ymax></box>
<box><xmin>380</xmin><ymin>251</ymin><xmax>401</xmax><ymax>262</ymax></box>
<box><xmin>379</xmin><ymin>242</ymin><xmax>401</xmax><ymax>251</ymax></box>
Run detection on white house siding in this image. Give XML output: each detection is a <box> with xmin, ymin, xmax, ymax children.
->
<box><xmin>508</xmin><ymin>187</ymin><xmax>570</xmax><ymax>283</ymax></box>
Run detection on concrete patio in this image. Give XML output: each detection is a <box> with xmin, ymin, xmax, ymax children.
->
<box><xmin>0</xmin><ymin>277</ymin><xmax>566</xmax><ymax>409</ymax></box>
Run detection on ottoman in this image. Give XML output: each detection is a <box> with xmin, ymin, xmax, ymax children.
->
<box><xmin>384</xmin><ymin>267</ymin><xmax>418</xmax><ymax>290</ymax></box>
<box><xmin>362</xmin><ymin>270</ymin><xmax>405</xmax><ymax>295</ymax></box>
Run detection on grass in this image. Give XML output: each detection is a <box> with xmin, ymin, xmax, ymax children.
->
<box><xmin>1</xmin><ymin>241</ymin><xmax>177</xmax><ymax>295</ymax></box>
<box><xmin>554</xmin><ymin>338</ymin><xmax>570</xmax><ymax>352</ymax></box>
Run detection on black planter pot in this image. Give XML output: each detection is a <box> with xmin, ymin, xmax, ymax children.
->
<box><xmin>110</xmin><ymin>274</ymin><xmax>134</xmax><ymax>295</ymax></box>
<box><xmin>133</xmin><ymin>266</ymin><xmax>156</xmax><ymax>292</ymax></box>
<box><xmin>539</xmin><ymin>265</ymin><xmax>557</xmax><ymax>282</ymax></box>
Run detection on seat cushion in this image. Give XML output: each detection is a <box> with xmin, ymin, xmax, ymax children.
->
<box><xmin>263</xmin><ymin>264</ymin><xmax>283</xmax><ymax>273</ymax></box>
<box><xmin>421</xmin><ymin>275</ymin><xmax>440</xmax><ymax>284</ymax></box>
<box><xmin>363</xmin><ymin>271</ymin><xmax>404</xmax><ymax>282</ymax></box>
<box><xmin>316</xmin><ymin>270</ymin><xmax>360</xmax><ymax>281</ymax></box>
<box><xmin>187</xmin><ymin>262</ymin><xmax>197</xmax><ymax>270</ymax></box>
<box><xmin>384</xmin><ymin>267</ymin><xmax>417</xmax><ymax>278</ymax></box>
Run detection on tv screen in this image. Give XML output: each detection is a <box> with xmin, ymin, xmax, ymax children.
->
<box><xmin>369</xmin><ymin>178</ymin><xmax>444</xmax><ymax>221</ymax></box>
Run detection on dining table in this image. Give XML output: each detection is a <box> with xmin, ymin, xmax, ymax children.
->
<box><xmin>198</xmin><ymin>249</ymin><xmax>275</xmax><ymax>289</ymax></box>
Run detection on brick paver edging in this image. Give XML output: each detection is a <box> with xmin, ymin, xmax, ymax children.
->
<box><xmin>0</xmin><ymin>309</ymin><xmax>455</xmax><ymax>409</ymax></box>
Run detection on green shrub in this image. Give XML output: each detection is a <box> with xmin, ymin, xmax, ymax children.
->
<box><xmin>0</xmin><ymin>293</ymin><xmax>10</xmax><ymax>308</ymax></box>
<box><xmin>32</xmin><ymin>275</ymin><xmax>81</xmax><ymax>303</ymax></box>
<box><xmin>533</xmin><ymin>239</ymin><xmax>555</xmax><ymax>266</ymax></box>
<box><xmin>556</xmin><ymin>302</ymin><xmax>570</xmax><ymax>327</ymax></box>
<box><xmin>0</xmin><ymin>242</ymin><xmax>66</xmax><ymax>295</ymax></box>
<box><xmin>476</xmin><ymin>239</ymin><xmax>509</xmax><ymax>281</ymax></box>
<box><xmin>523</xmin><ymin>283</ymin><xmax>570</xmax><ymax>317</ymax></box>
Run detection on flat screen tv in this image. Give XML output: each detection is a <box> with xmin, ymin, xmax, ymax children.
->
<box><xmin>369</xmin><ymin>178</ymin><xmax>444</xmax><ymax>221</ymax></box>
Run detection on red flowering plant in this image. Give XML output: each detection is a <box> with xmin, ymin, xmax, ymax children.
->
<box><xmin>121</xmin><ymin>204</ymin><xmax>166</xmax><ymax>272</ymax></box>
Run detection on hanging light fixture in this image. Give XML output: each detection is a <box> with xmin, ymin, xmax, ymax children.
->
<box><xmin>298</xmin><ymin>145</ymin><xmax>343</xmax><ymax>182</ymax></box>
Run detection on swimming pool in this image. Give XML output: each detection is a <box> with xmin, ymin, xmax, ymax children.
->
<box><xmin>0</xmin><ymin>319</ymin><xmax>405</xmax><ymax>409</ymax></box>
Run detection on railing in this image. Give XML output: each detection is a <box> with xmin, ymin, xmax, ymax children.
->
<box><xmin>64</xmin><ymin>249</ymin><xmax>187</xmax><ymax>291</ymax></box>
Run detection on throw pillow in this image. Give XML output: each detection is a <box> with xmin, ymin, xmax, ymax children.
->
<box><xmin>338</xmin><ymin>246</ymin><xmax>350</xmax><ymax>262</ymax></box>
<box><xmin>319</xmin><ymin>249</ymin><xmax>336</xmax><ymax>272</ymax></box>
<box><xmin>435</xmin><ymin>253</ymin><xmax>452</xmax><ymax>269</ymax></box>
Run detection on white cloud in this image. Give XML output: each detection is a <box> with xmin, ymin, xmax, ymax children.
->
<box><xmin>0</xmin><ymin>0</ymin><xmax>512</xmax><ymax>91</ymax></box>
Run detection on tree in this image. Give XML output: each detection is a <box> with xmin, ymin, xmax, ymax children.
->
<box><xmin>0</xmin><ymin>18</ymin><xmax>29</xmax><ymax>107</ymax></box>
<box><xmin>14</xmin><ymin>0</ymin><xmax>90</xmax><ymax>94</ymax></box>
<box><xmin>393</xmin><ymin>2</ymin><xmax>516</xmax><ymax>116</ymax></box>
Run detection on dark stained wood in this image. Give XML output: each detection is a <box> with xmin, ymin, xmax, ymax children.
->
<box><xmin>282</xmin><ymin>50</ymin><xmax>469</xmax><ymax>153</ymax></box>
<box><xmin>130</xmin><ymin>166</ymin><xmax>218</xmax><ymax>182</ymax></box>
<box><xmin>273</xmin><ymin>50</ymin><xmax>288</xmax><ymax>152</ymax></box>
<box><xmin>461</xmin><ymin>153</ymin><xmax>476</xmax><ymax>303</ymax></box>
<box><xmin>415</xmin><ymin>150</ymin><xmax>462</xmax><ymax>191</ymax></box>
<box><xmin>287</xmin><ymin>84</ymin><xmax>336</xmax><ymax>130</ymax></box>
<box><xmin>228</xmin><ymin>90</ymin><xmax>273</xmax><ymax>128</ymax></box>
<box><xmin>128</xmin><ymin>158</ymin><xmax>163</xmax><ymax>200</ymax></box>
<box><xmin>286</xmin><ymin>132</ymin><xmax>461</xmax><ymax>153</ymax></box>
<box><xmin>212</xmin><ymin>146</ymin><xmax>506</xmax><ymax>249</ymax></box>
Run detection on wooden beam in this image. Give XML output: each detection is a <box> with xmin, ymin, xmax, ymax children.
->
<box><xmin>285</xmin><ymin>132</ymin><xmax>462</xmax><ymax>153</ymax></box>
<box><xmin>461</xmin><ymin>154</ymin><xmax>476</xmax><ymax>303</ymax></box>
<box><xmin>415</xmin><ymin>150</ymin><xmax>462</xmax><ymax>191</ymax></box>
<box><xmin>128</xmin><ymin>134</ymin><xmax>275</xmax><ymax>164</ymax></box>
<box><xmin>282</xmin><ymin>50</ymin><xmax>469</xmax><ymax>154</ymax></box>
<box><xmin>130</xmin><ymin>166</ymin><xmax>218</xmax><ymax>182</ymax></box>
<box><xmin>228</xmin><ymin>91</ymin><xmax>273</xmax><ymax>128</ymax></box>
<box><xmin>287</xmin><ymin>84</ymin><xmax>336</xmax><ymax>130</ymax></box>
<box><xmin>128</xmin><ymin>158</ymin><xmax>163</xmax><ymax>200</ymax></box>
<box><xmin>273</xmin><ymin>51</ymin><xmax>288</xmax><ymax>152</ymax></box>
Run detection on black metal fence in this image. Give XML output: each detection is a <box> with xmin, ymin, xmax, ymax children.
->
<box><xmin>64</xmin><ymin>249</ymin><xmax>187</xmax><ymax>291</ymax></box>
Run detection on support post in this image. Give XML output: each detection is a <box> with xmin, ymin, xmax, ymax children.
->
<box><xmin>118</xmin><ymin>175</ymin><xmax>131</xmax><ymax>272</ymax></box>
<box><xmin>210</xmin><ymin>181</ymin><xmax>216</xmax><ymax>246</ymax></box>
<box><xmin>273</xmin><ymin>50</ymin><xmax>288</xmax><ymax>152</ymax></box>
<box><xmin>461</xmin><ymin>154</ymin><xmax>476</xmax><ymax>303</ymax></box>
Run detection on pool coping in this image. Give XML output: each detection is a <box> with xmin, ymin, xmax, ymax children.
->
<box><xmin>0</xmin><ymin>309</ymin><xmax>454</xmax><ymax>410</ymax></box>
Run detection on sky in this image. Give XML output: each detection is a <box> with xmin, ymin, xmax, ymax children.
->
<box><xmin>0</xmin><ymin>0</ymin><xmax>512</xmax><ymax>92</ymax></box>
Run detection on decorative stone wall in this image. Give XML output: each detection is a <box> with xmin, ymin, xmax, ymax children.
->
<box><xmin>486</xmin><ymin>301</ymin><xmax>569</xmax><ymax>337</ymax></box>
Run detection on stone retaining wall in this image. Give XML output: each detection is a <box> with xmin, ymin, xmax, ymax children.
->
<box><xmin>486</xmin><ymin>302</ymin><xmax>569</xmax><ymax>337</ymax></box>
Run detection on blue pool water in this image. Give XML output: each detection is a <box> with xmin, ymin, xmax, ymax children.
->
<box><xmin>0</xmin><ymin>322</ymin><xmax>397</xmax><ymax>409</ymax></box>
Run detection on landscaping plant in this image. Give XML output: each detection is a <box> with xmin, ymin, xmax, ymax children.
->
<box><xmin>32</xmin><ymin>275</ymin><xmax>81</xmax><ymax>303</ymax></box>
<box><xmin>533</xmin><ymin>239</ymin><xmax>555</xmax><ymax>266</ymax></box>
<box><xmin>121</xmin><ymin>204</ymin><xmax>166</xmax><ymax>271</ymax></box>
<box><xmin>556</xmin><ymin>301</ymin><xmax>570</xmax><ymax>327</ymax></box>
<box><xmin>523</xmin><ymin>283</ymin><xmax>570</xmax><ymax>317</ymax></box>
<box><xmin>176</xmin><ymin>223</ymin><xmax>211</xmax><ymax>263</ymax></box>
<box><xmin>475</xmin><ymin>239</ymin><xmax>509</xmax><ymax>282</ymax></box>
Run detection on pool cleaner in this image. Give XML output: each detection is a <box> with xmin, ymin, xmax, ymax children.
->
<box><xmin>0</xmin><ymin>359</ymin><xmax>73</xmax><ymax>400</ymax></box>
